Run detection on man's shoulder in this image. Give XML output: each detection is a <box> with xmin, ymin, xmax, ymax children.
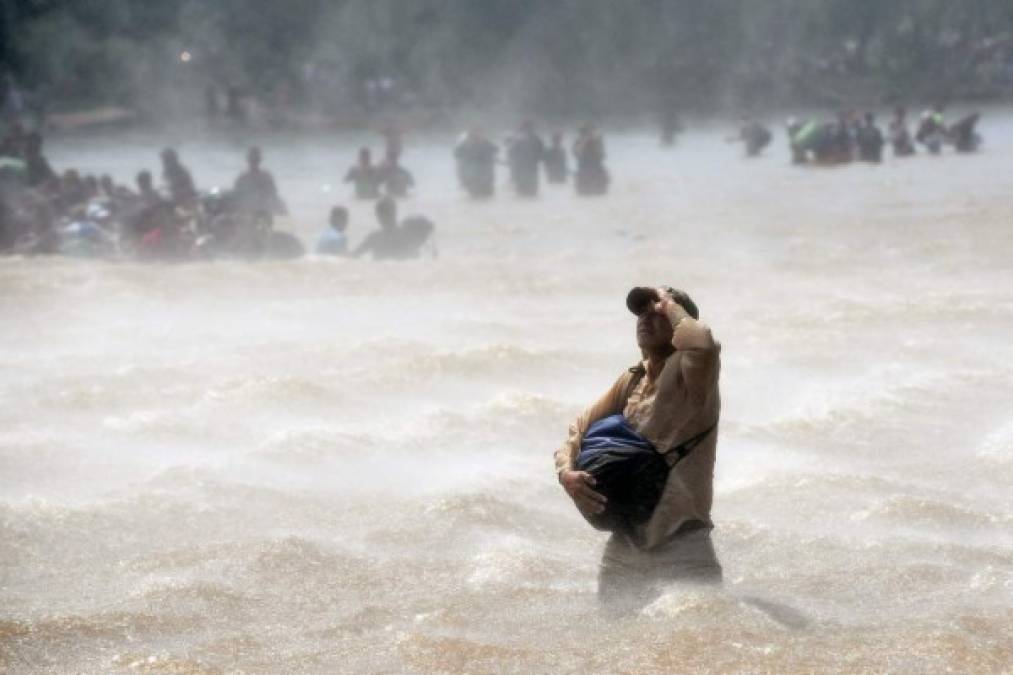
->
<box><xmin>616</xmin><ymin>362</ymin><xmax>646</xmax><ymax>389</ymax></box>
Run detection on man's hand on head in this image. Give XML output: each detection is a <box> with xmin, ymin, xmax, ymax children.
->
<box><xmin>559</xmin><ymin>470</ymin><xmax>607</xmax><ymax>516</ymax></box>
<box><xmin>654</xmin><ymin>287</ymin><xmax>689</xmax><ymax>328</ymax></box>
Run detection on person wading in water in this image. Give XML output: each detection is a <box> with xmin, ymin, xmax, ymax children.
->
<box><xmin>555</xmin><ymin>286</ymin><xmax>722</xmax><ymax>613</ymax></box>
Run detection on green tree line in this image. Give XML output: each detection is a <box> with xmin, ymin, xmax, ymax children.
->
<box><xmin>2</xmin><ymin>0</ymin><xmax>1012</xmax><ymax>121</ymax></box>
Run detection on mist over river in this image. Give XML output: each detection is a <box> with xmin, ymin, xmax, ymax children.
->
<box><xmin>2</xmin><ymin>115</ymin><xmax>1012</xmax><ymax>673</ymax></box>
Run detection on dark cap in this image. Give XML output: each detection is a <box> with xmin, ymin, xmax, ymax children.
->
<box><xmin>626</xmin><ymin>286</ymin><xmax>699</xmax><ymax>319</ymax></box>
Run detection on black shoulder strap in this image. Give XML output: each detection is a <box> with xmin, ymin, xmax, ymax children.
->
<box><xmin>661</xmin><ymin>422</ymin><xmax>717</xmax><ymax>466</ymax></box>
<box><xmin>622</xmin><ymin>363</ymin><xmax>715</xmax><ymax>466</ymax></box>
<box><xmin>622</xmin><ymin>363</ymin><xmax>647</xmax><ymax>404</ymax></box>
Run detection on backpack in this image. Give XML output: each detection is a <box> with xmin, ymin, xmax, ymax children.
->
<box><xmin>575</xmin><ymin>364</ymin><xmax>714</xmax><ymax>532</ymax></box>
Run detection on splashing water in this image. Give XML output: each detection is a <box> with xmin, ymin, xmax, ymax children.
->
<box><xmin>2</xmin><ymin>117</ymin><xmax>1012</xmax><ymax>673</ymax></box>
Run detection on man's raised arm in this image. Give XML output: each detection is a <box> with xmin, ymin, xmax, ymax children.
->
<box><xmin>662</xmin><ymin>300</ymin><xmax>720</xmax><ymax>403</ymax></box>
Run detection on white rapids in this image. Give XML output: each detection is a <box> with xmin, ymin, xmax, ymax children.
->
<box><xmin>1</xmin><ymin>114</ymin><xmax>1012</xmax><ymax>673</ymax></box>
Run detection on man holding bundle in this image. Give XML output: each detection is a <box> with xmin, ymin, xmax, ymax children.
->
<box><xmin>555</xmin><ymin>286</ymin><xmax>722</xmax><ymax>611</ymax></box>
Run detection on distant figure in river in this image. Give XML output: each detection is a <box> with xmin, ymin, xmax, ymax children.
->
<box><xmin>98</xmin><ymin>174</ymin><xmax>116</xmax><ymax>200</ymax></box>
<box><xmin>788</xmin><ymin>117</ymin><xmax>849</xmax><ymax>165</ymax></box>
<box><xmin>316</xmin><ymin>205</ymin><xmax>348</xmax><ymax>256</ymax></box>
<box><xmin>949</xmin><ymin>113</ymin><xmax>982</xmax><ymax>153</ymax></box>
<box><xmin>855</xmin><ymin>112</ymin><xmax>884</xmax><ymax>163</ymax></box>
<box><xmin>916</xmin><ymin>106</ymin><xmax>946</xmax><ymax>155</ymax></box>
<box><xmin>352</xmin><ymin>196</ymin><xmax>434</xmax><ymax>260</ymax></box>
<box><xmin>377</xmin><ymin>150</ymin><xmax>415</xmax><ymax>198</ymax></box>
<box><xmin>160</xmin><ymin>148</ymin><xmax>197</xmax><ymax>208</ymax></box>
<box><xmin>786</xmin><ymin>118</ymin><xmax>810</xmax><ymax>164</ymax></box>
<box><xmin>572</xmin><ymin>124</ymin><xmax>609</xmax><ymax>195</ymax></box>
<box><xmin>735</xmin><ymin>119</ymin><xmax>772</xmax><ymax>157</ymax></box>
<box><xmin>22</xmin><ymin>132</ymin><xmax>56</xmax><ymax>187</ymax></box>
<box><xmin>100</xmin><ymin>174</ymin><xmax>135</xmax><ymax>216</ymax></box>
<box><xmin>506</xmin><ymin>120</ymin><xmax>545</xmax><ymax>197</ymax></box>
<box><xmin>83</xmin><ymin>174</ymin><xmax>100</xmax><ymax>201</ymax></box>
<box><xmin>344</xmin><ymin>148</ymin><xmax>381</xmax><ymax>200</ymax></box>
<box><xmin>544</xmin><ymin>132</ymin><xmax>568</xmax><ymax>184</ymax></box>
<box><xmin>826</xmin><ymin>111</ymin><xmax>855</xmax><ymax>164</ymax></box>
<box><xmin>659</xmin><ymin>109</ymin><xmax>683</xmax><ymax>146</ymax></box>
<box><xmin>454</xmin><ymin>129</ymin><xmax>498</xmax><ymax>198</ymax></box>
<box><xmin>123</xmin><ymin>170</ymin><xmax>172</xmax><ymax>243</ymax></box>
<box><xmin>135</xmin><ymin>170</ymin><xmax>163</xmax><ymax>208</ymax></box>
<box><xmin>55</xmin><ymin>169</ymin><xmax>88</xmax><ymax>212</ymax></box>
<box><xmin>0</xmin><ymin>120</ymin><xmax>26</xmax><ymax>158</ymax></box>
<box><xmin>132</xmin><ymin>197</ymin><xmax>191</xmax><ymax>261</ymax></box>
<box><xmin>381</xmin><ymin>122</ymin><xmax>403</xmax><ymax>160</ymax></box>
<box><xmin>888</xmin><ymin>107</ymin><xmax>916</xmax><ymax>157</ymax></box>
<box><xmin>234</xmin><ymin>146</ymin><xmax>287</xmax><ymax>219</ymax></box>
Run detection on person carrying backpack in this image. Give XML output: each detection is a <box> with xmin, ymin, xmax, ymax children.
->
<box><xmin>554</xmin><ymin>286</ymin><xmax>722</xmax><ymax>611</ymax></box>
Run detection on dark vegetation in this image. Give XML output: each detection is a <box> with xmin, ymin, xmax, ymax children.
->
<box><xmin>2</xmin><ymin>0</ymin><xmax>1013</xmax><ymax>125</ymax></box>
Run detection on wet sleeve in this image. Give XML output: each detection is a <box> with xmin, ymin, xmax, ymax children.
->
<box><xmin>554</xmin><ymin>372</ymin><xmax>630</xmax><ymax>476</ymax></box>
<box><xmin>670</xmin><ymin>317</ymin><xmax>720</xmax><ymax>403</ymax></box>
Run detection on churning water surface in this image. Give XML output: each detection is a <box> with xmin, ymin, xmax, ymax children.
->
<box><xmin>1</xmin><ymin>115</ymin><xmax>1012</xmax><ymax>673</ymax></box>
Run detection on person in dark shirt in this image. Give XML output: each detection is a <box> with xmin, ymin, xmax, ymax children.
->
<box><xmin>659</xmin><ymin>108</ymin><xmax>683</xmax><ymax>147</ymax></box>
<box><xmin>826</xmin><ymin>111</ymin><xmax>856</xmax><ymax>164</ymax></box>
<box><xmin>381</xmin><ymin>122</ymin><xmax>403</xmax><ymax>160</ymax></box>
<box><xmin>377</xmin><ymin>150</ymin><xmax>415</xmax><ymax>198</ymax></box>
<box><xmin>352</xmin><ymin>196</ymin><xmax>432</xmax><ymax>260</ymax></box>
<box><xmin>915</xmin><ymin>106</ymin><xmax>946</xmax><ymax>155</ymax></box>
<box><xmin>23</xmin><ymin>132</ymin><xmax>56</xmax><ymax>188</ymax></box>
<box><xmin>160</xmin><ymin>148</ymin><xmax>197</xmax><ymax>208</ymax></box>
<box><xmin>572</xmin><ymin>124</ymin><xmax>610</xmax><ymax>195</ymax></box>
<box><xmin>234</xmin><ymin>146</ymin><xmax>287</xmax><ymax>218</ymax></box>
<box><xmin>736</xmin><ymin>120</ymin><xmax>772</xmax><ymax>157</ymax></box>
<box><xmin>507</xmin><ymin>121</ymin><xmax>545</xmax><ymax>197</ymax></box>
<box><xmin>135</xmin><ymin>170</ymin><xmax>162</xmax><ymax>207</ymax></box>
<box><xmin>949</xmin><ymin>113</ymin><xmax>982</xmax><ymax>153</ymax></box>
<box><xmin>0</xmin><ymin>120</ymin><xmax>26</xmax><ymax>158</ymax></box>
<box><xmin>855</xmin><ymin>112</ymin><xmax>885</xmax><ymax>163</ymax></box>
<box><xmin>344</xmin><ymin>148</ymin><xmax>381</xmax><ymax>200</ymax></box>
<box><xmin>888</xmin><ymin>107</ymin><xmax>916</xmax><ymax>157</ymax></box>
<box><xmin>121</xmin><ymin>170</ymin><xmax>171</xmax><ymax>242</ymax></box>
<box><xmin>99</xmin><ymin>174</ymin><xmax>116</xmax><ymax>200</ymax></box>
<box><xmin>544</xmin><ymin>132</ymin><xmax>568</xmax><ymax>184</ymax></box>
<box><xmin>55</xmin><ymin>169</ymin><xmax>89</xmax><ymax>212</ymax></box>
<box><xmin>454</xmin><ymin>129</ymin><xmax>498</xmax><ymax>198</ymax></box>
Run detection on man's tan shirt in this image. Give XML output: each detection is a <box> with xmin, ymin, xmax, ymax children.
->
<box><xmin>554</xmin><ymin>316</ymin><xmax>721</xmax><ymax>550</ymax></box>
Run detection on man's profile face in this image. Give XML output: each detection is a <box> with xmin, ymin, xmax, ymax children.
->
<box><xmin>636</xmin><ymin>304</ymin><xmax>674</xmax><ymax>351</ymax></box>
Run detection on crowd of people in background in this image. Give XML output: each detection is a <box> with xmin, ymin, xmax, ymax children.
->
<box><xmin>725</xmin><ymin>104</ymin><xmax>982</xmax><ymax>163</ymax></box>
<box><xmin>453</xmin><ymin>121</ymin><xmax>610</xmax><ymax>199</ymax></box>
<box><xmin>0</xmin><ymin>121</ymin><xmax>437</xmax><ymax>261</ymax></box>
<box><xmin>782</xmin><ymin>105</ymin><xmax>981</xmax><ymax>165</ymax></box>
<box><xmin>0</xmin><ymin>105</ymin><xmax>985</xmax><ymax>261</ymax></box>
<box><xmin>0</xmin><ymin>125</ymin><xmax>305</xmax><ymax>260</ymax></box>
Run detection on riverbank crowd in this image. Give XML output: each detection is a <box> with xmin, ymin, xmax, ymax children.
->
<box><xmin>0</xmin><ymin>108</ymin><xmax>982</xmax><ymax>262</ymax></box>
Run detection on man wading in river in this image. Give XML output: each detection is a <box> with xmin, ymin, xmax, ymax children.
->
<box><xmin>555</xmin><ymin>286</ymin><xmax>722</xmax><ymax>612</ymax></box>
